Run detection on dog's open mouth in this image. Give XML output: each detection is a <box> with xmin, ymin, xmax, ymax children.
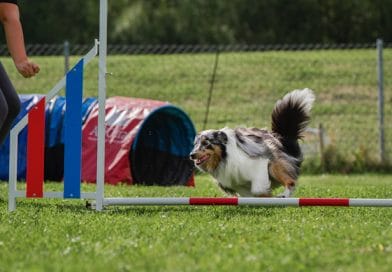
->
<box><xmin>195</xmin><ymin>154</ymin><xmax>210</xmax><ymax>165</ymax></box>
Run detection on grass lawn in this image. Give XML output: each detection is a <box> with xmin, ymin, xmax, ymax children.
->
<box><xmin>1</xmin><ymin>174</ymin><xmax>392</xmax><ymax>272</ymax></box>
<box><xmin>0</xmin><ymin>48</ymin><xmax>391</xmax><ymax>270</ymax></box>
<box><xmin>2</xmin><ymin>48</ymin><xmax>392</xmax><ymax>170</ymax></box>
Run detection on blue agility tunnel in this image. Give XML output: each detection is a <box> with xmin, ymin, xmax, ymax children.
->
<box><xmin>81</xmin><ymin>96</ymin><xmax>196</xmax><ymax>186</ymax></box>
<box><xmin>0</xmin><ymin>95</ymin><xmax>196</xmax><ymax>186</ymax></box>
<box><xmin>0</xmin><ymin>94</ymin><xmax>97</xmax><ymax>181</ymax></box>
<box><xmin>44</xmin><ymin>95</ymin><xmax>97</xmax><ymax>180</ymax></box>
<box><xmin>131</xmin><ymin>104</ymin><xmax>197</xmax><ymax>186</ymax></box>
<box><xmin>0</xmin><ymin>95</ymin><xmax>44</xmax><ymax>180</ymax></box>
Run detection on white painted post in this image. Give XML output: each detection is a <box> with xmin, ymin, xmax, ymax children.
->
<box><xmin>95</xmin><ymin>0</ymin><xmax>108</xmax><ymax>211</ymax></box>
<box><xmin>8</xmin><ymin>119</ymin><xmax>25</xmax><ymax>211</ymax></box>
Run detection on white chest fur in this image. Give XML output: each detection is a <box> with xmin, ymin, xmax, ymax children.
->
<box><xmin>213</xmin><ymin>129</ymin><xmax>271</xmax><ymax>197</ymax></box>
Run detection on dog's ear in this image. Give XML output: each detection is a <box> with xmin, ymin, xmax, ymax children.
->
<box><xmin>193</xmin><ymin>134</ymin><xmax>203</xmax><ymax>146</ymax></box>
<box><xmin>213</xmin><ymin>131</ymin><xmax>228</xmax><ymax>144</ymax></box>
<box><xmin>194</xmin><ymin>133</ymin><xmax>200</xmax><ymax>140</ymax></box>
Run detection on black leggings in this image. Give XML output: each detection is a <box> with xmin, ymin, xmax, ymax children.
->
<box><xmin>0</xmin><ymin>62</ymin><xmax>21</xmax><ymax>146</ymax></box>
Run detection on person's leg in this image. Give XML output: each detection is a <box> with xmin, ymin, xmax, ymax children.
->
<box><xmin>0</xmin><ymin>63</ymin><xmax>21</xmax><ymax>145</ymax></box>
<box><xmin>0</xmin><ymin>89</ymin><xmax>9</xmax><ymax>144</ymax></box>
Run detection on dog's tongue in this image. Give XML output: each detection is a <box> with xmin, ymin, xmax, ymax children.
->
<box><xmin>196</xmin><ymin>155</ymin><xmax>209</xmax><ymax>165</ymax></box>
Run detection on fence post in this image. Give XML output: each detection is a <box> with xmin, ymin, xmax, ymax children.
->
<box><xmin>64</xmin><ymin>40</ymin><xmax>70</xmax><ymax>75</ymax></box>
<box><xmin>319</xmin><ymin>123</ymin><xmax>326</xmax><ymax>170</ymax></box>
<box><xmin>377</xmin><ymin>38</ymin><xmax>385</xmax><ymax>163</ymax></box>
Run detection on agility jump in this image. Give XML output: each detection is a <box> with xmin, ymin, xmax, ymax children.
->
<box><xmin>99</xmin><ymin>197</ymin><xmax>392</xmax><ymax>207</ymax></box>
<box><xmin>8</xmin><ymin>41</ymin><xmax>99</xmax><ymax>211</ymax></box>
<box><xmin>8</xmin><ymin>0</ymin><xmax>392</xmax><ymax>211</ymax></box>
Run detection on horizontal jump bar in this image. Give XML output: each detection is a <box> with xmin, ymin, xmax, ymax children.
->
<box><xmin>102</xmin><ymin>197</ymin><xmax>392</xmax><ymax>207</ymax></box>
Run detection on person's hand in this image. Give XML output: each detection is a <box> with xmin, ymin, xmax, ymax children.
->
<box><xmin>15</xmin><ymin>59</ymin><xmax>40</xmax><ymax>78</ymax></box>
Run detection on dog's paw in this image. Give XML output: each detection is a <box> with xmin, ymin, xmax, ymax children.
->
<box><xmin>276</xmin><ymin>187</ymin><xmax>294</xmax><ymax>198</ymax></box>
<box><xmin>275</xmin><ymin>193</ymin><xmax>287</xmax><ymax>198</ymax></box>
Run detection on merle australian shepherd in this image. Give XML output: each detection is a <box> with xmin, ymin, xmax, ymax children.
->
<box><xmin>190</xmin><ymin>88</ymin><xmax>315</xmax><ymax>197</ymax></box>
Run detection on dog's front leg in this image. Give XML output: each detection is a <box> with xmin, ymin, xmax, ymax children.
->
<box><xmin>251</xmin><ymin>159</ymin><xmax>271</xmax><ymax>197</ymax></box>
<box><xmin>278</xmin><ymin>185</ymin><xmax>296</xmax><ymax>198</ymax></box>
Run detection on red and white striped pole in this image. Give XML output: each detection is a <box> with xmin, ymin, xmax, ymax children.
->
<box><xmin>102</xmin><ymin>197</ymin><xmax>392</xmax><ymax>207</ymax></box>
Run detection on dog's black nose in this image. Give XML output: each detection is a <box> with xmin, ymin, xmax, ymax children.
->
<box><xmin>190</xmin><ymin>152</ymin><xmax>196</xmax><ymax>160</ymax></box>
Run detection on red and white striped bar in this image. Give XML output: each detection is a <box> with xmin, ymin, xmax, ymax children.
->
<box><xmin>102</xmin><ymin>197</ymin><xmax>392</xmax><ymax>207</ymax></box>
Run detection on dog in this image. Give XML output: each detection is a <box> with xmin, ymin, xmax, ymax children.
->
<box><xmin>190</xmin><ymin>88</ymin><xmax>315</xmax><ymax>197</ymax></box>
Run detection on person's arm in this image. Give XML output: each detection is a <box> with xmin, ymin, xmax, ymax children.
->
<box><xmin>0</xmin><ymin>3</ymin><xmax>39</xmax><ymax>77</ymax></box>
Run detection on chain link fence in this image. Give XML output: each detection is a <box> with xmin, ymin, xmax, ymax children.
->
<box><xmin>0</xmin><ymin>42</ymin><xmax>390</xmax><ymax>56</ymax></box>
<box><xmin>1</xmin><ymin>42</ymin><xmax>391</xmax><ymax>172</ymax></box>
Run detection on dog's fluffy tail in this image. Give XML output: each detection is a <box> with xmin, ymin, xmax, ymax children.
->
<box><xmin>271</xmin><ymin>88</ymin><xmax>315</xmax><ymax>158</ymax></box>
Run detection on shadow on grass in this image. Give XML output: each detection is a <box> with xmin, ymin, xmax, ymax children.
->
<box><xmin>8</xmin><ymin>200</ymin><xmax>96</xmax><ymax>215</ymax></box>
<box><xmin>104</xmin><ymin>205</ymin><xmax>287</xmax><ymax>218</ymax></box>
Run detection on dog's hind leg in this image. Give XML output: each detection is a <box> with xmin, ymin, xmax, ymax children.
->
<box><xmin>268</xmin><ymin>159</ymin><xmax>297</xmax><ymax>198</ymax></box>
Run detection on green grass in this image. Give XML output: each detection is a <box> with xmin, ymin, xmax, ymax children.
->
<box><xmin>1</xmin><ymin>48</ymin><xmax>392</xmax><ymax>171</ymax></box>
<box><xmin>1</xmin><ymin>174</ymin><xmax>392</xmax><ymax>271</ymax></box>
<box><xmin>1</xmin><ymin>49</ymin><xmax>392</xmax><ymax>270</ymax></box>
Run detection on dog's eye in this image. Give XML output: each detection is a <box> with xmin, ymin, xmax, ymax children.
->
<box><xmin>201</xmin><ymin>140</ymin><xmax>210</xmax><ymax>146</ymax></box>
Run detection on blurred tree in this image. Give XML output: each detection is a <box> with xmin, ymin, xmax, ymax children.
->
<box><xmin>111</xmin><ymin>0</ymin><xmax>239</xmax><ymax>43</ymax></box>
<box><xmin>110</xmin><ymin>0</ymin><xmax>392</xmax><ymax>44</ymax></box>
<box><xmin>18</xmin><ymin>1</ymin><xmax>99</xmax><ymax>44</ymax></box>
<box><xmin>3</xmin><ymin>0</ymin><xmax>392</xmax><ymax>45</ymax></box>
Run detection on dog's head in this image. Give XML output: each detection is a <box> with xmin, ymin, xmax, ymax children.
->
<box><xmin>190</xmin><ymin>129</ymin><xmax>228</xmax><ymax>173</ymax></box>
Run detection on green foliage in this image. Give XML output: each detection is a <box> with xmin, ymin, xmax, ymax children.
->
<box><xmin>17</xmin><ymin>1</ymin><xmax>100</xmax><ymax>44</ymax></box>
<box><xmin>1</xmin><ymin>175</ymin><xmax>392</xmax><ymax>271</ymax></box>
<box><xmin>11</xmin><ymin>0</ymin><xmax>392</xmax><ymax>44</ymax></box>
<box><xmin>315</xmin><ymin>145</ymin><xmax>392</xmax><ymax>174</ymax></box>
